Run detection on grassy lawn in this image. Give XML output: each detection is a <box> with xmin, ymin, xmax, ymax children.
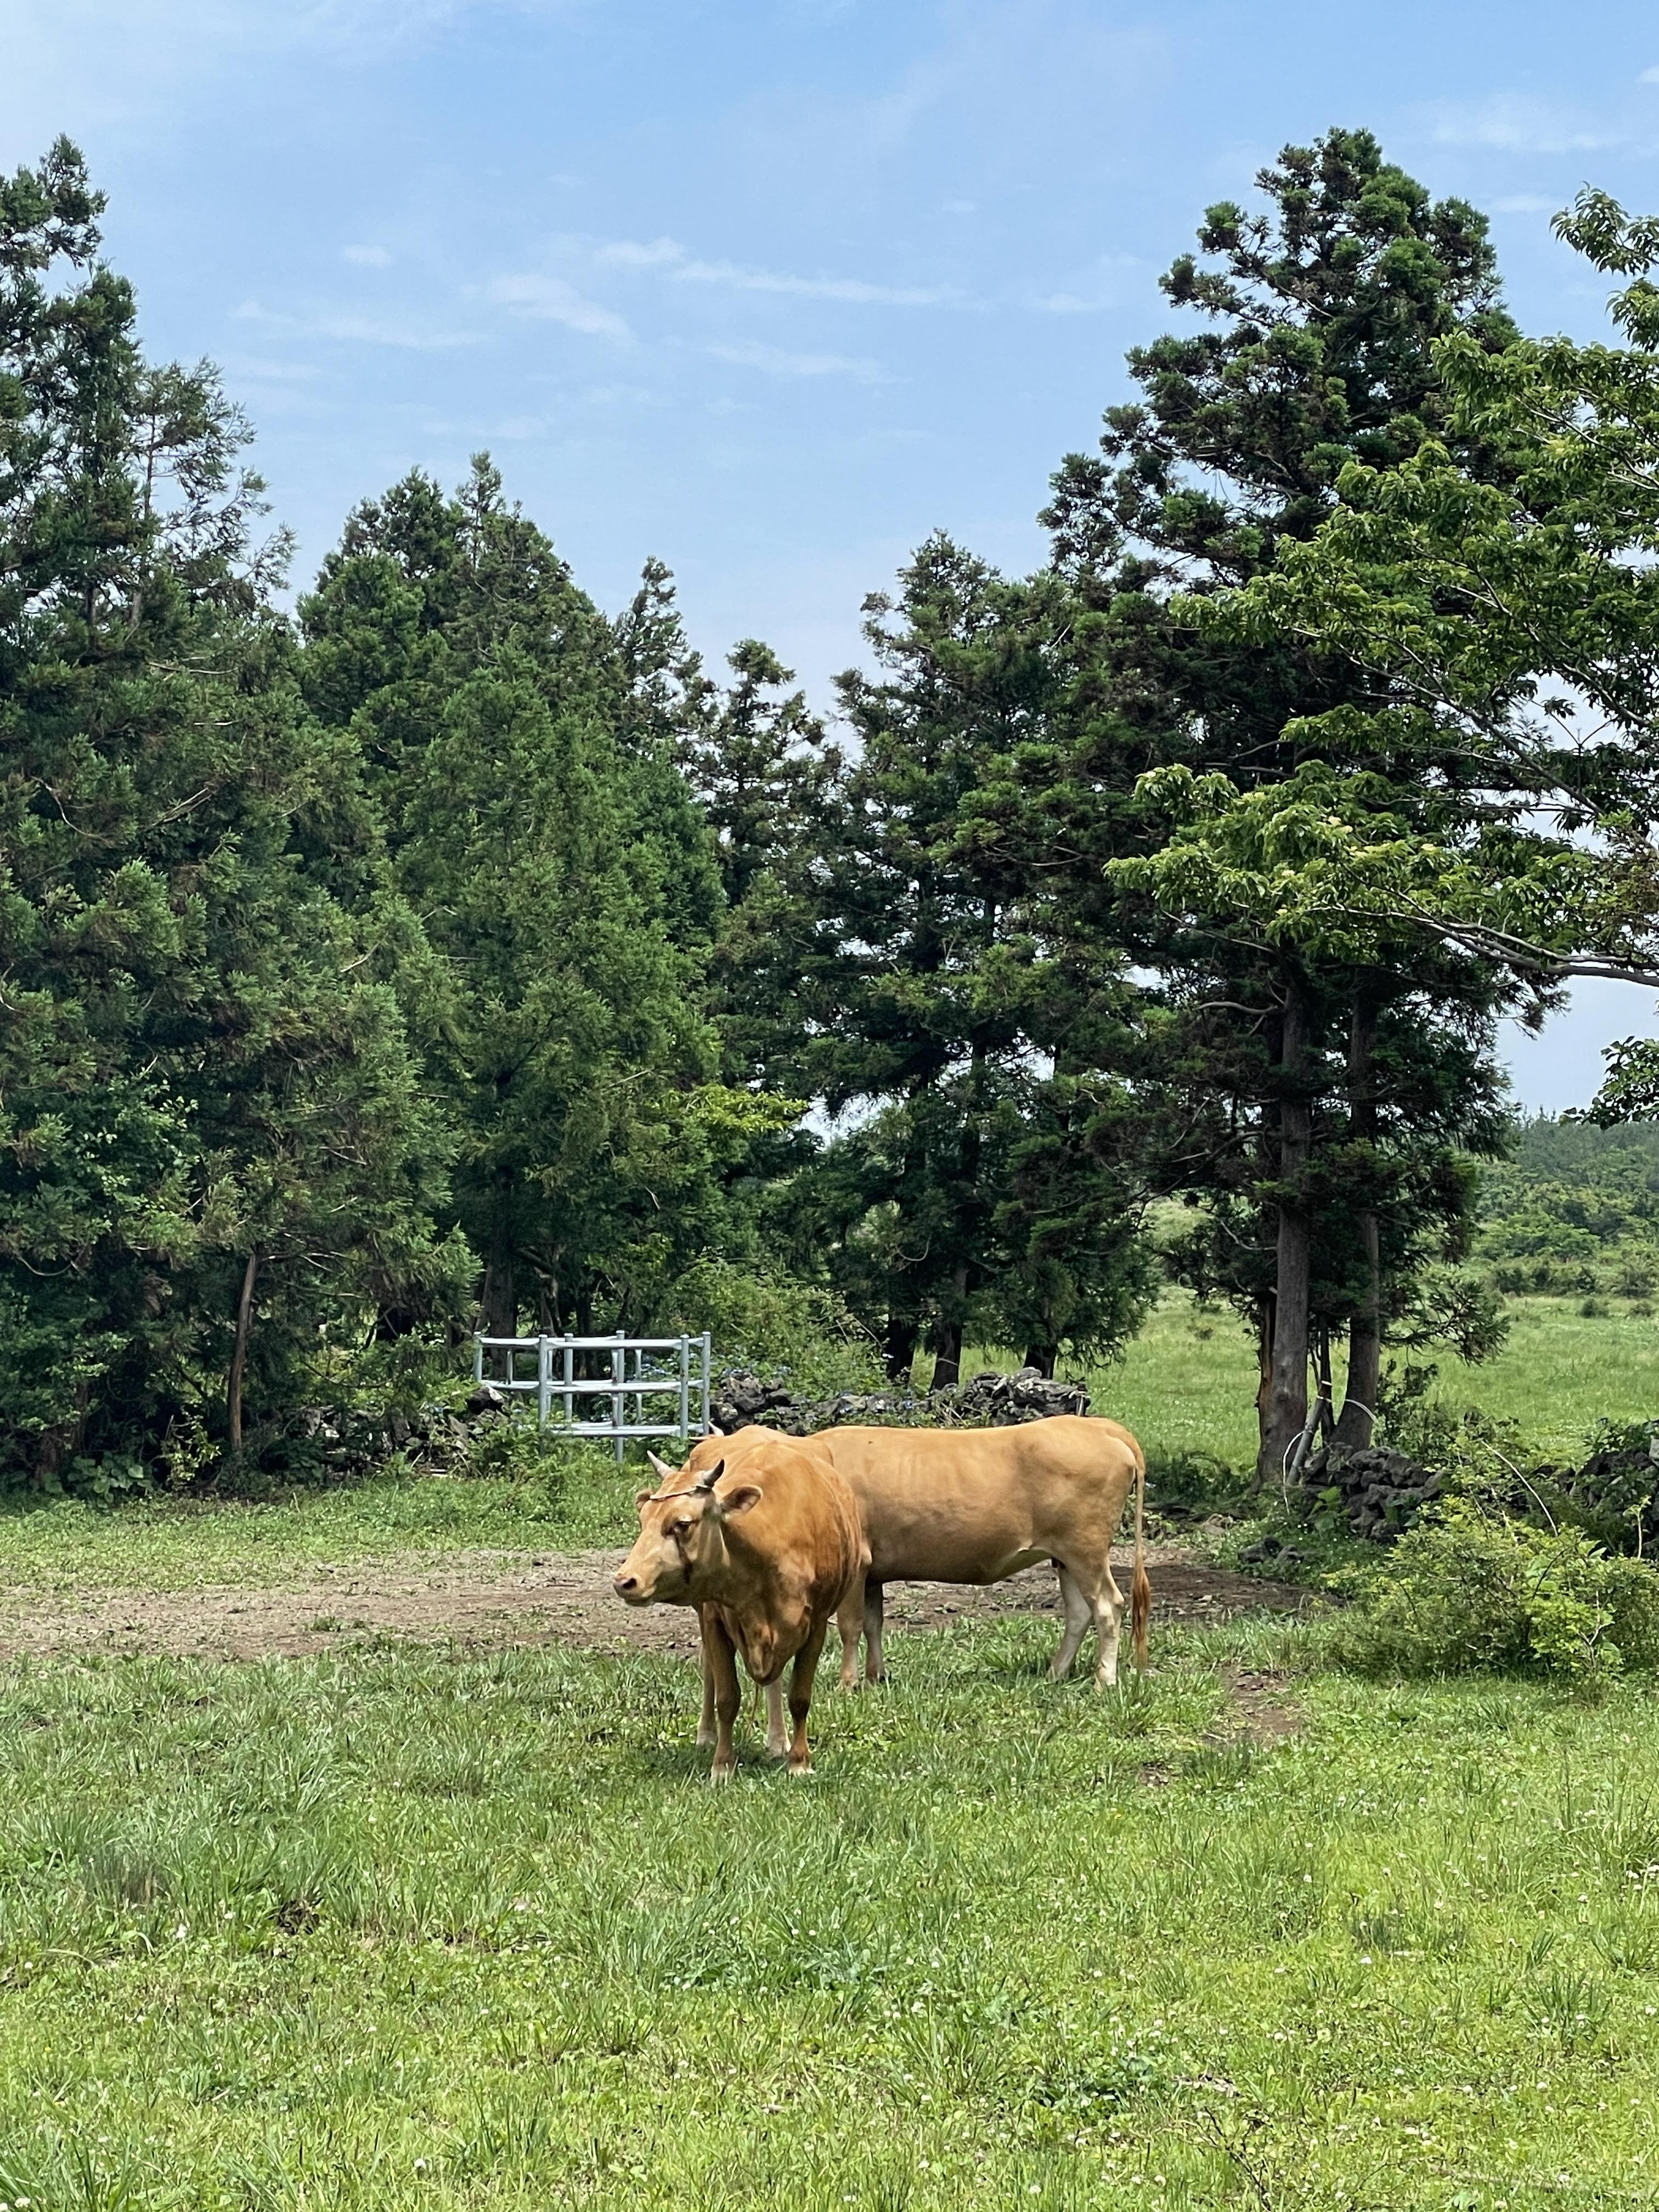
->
<box><xmin>1073</xmin><ymin>1291</ymin><xmax>1659</xmax><ymax>1474</ymax></box>
<box><xmin>3</xmin><ymin>1302</ymin><xmax>1659</xmax><ymax>2205</ymax></box>
<box><xmin>3</xmin><ymin>1616</ymin><xmax>1658</xmax><ymax>2209</ymax></box>
<box><xmin>0</xmin><ymin>1454</ymin><xmax>643</xmax><ymax>1595</ymax></box>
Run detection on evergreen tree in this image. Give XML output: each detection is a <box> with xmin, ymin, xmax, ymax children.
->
<box><xmin>972</xmin><ymin>128</ymin><xmax>1530</xmax><ymax>1474</ymax></box>
<box><xmin>789</xmin><ymin>538</ymin><xmax>1152</xmax><ymax>1381</ymax></box>
<box><xmin>0</xmin><ymin>142</ymin><xmax>456</xmax><ymax>1483</ymax></box>
<box><xmin>301</xmin><ymin>470</ymin><xmax>774</xmax><ymax>1340</ymax></box>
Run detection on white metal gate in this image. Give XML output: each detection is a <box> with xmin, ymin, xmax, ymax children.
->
<box><xmin>472</xmin><ymin>1331</ymin><xmax>713</xmax><ymax>1463</ymax></box>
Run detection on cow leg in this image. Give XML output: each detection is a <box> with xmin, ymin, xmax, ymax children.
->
<box><xmin>864</xmin><ymin>1582</ymin><xmax>887</xmax><ymax>1685</ymax></box>
<box><xmin>1049</xmin><ymin>1565</ymin><xmax>1093</xmax><ymax>1681</ymax></box>
<box><xmin>704</xmin><ymin>1612</ymin><xmax>742</xmax><ymax>1784</ymax></box>
<box><xmin>1092</xmin><ymin>1566</ymin><xmax>1127</xmax><ymax>1691</ymax></box>
<box><xmin>765</xmin><ymin>1679</ymin><xmax>788</xmax><ymax>1759</ymax></box>
<box><xmin>785</xmin><ymin>1616</ymin><xmax>831</xmax><ymax>1776</ymax></box>
<box><xmin>696</xmin><ymin>1612</ymin><xmax>716</xmax><ymax>1748</ymax></box>
<box><xmin>837</xmin><ymin>1576</ymin><xmax>865</xmax><ymax>1690</ymax></box>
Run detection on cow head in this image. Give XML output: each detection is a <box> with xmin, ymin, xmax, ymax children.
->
<box><xmin>612</xmin><ymin>1453</ymin><xmax>764</xmax><ymax>1605</ymax></box>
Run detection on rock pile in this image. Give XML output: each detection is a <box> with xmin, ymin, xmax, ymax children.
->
<box><xmin>709</xmin><ymin>1364</ymin><xmax>1090</xmax><ymax>1436</ymax></box>
<box><xmin>1302</xmin><ymin>1443</ymin><xmax>1442</xmax><ymax>1542</ymax></box>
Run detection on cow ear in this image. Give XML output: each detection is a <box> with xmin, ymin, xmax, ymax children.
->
<box><xmin>716</xmin><ymin>1482</ymin><xmax>763</xmax><ymax>1519</ymax></box>
<box><xmin>635</xmin><ymin>1488</ymin><xmax>656</xmax><ymax>1510</ymax></box>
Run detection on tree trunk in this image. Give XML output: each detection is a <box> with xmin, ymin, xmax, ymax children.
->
<box><xmin>1258</xmin><ymin>985</ymin><xmax>1313</xmax><ymax>1486</ymax></box>
<box><xmin>1024</xmin><ymin>1343</ymin><xmax>1057</xmax><ymax>1378</ymax></box>
<box><xmin>1251</xmin><ymin>1299</ymin><xmax>1274</xmax><ymax>1491</ymax></box>
<box><xmin>481</xmin><ymin>1203</ymin><xmax>517</xmax><ymax>1355</ymax></box>
<box><xmin>1334</xmin><ymin>993</ymin><xmax>1381</xmax><ymax>1451</ymax></box>
<box><xmin>930</xmin><ymin>1261</ymin><xmax>969</xmax><ymax>1389</ymax></box>
<box><xmin>228</xmin><ymin>1250</ymin><xmax>258</xmax><ymax>1453</ymax></box>
<box><xmin>884</xmin><ymin>1311</ymin><xmax>918</xmax><ymax>1385</ymax></box>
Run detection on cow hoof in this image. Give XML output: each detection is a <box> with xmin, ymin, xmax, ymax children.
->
<box><xmin>696</xmin><ymin>1729</ymin><xmax>716</xmax><ymax>1750</ymax></box>
<box><xmin>709</xmin><ymin>1760</ymin><xmax>735</xmax><ymax>1786</ymax></box>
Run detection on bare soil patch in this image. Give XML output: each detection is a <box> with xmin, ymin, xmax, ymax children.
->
<box><xmin>0</xmin><ymin>1545</ymin><xmax>1314</xmax><ymax>1667</ymax></box>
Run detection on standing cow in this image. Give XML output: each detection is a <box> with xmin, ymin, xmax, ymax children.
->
<box><xmin>808</xmin><ymin>1413</ymin><xmax>1150</xmax><ymax>1690</ymax></box>
<box><xmin>613</xmin><ymin>1431</ymin><xmax>865</xmax><ymax>1782</ymax></box>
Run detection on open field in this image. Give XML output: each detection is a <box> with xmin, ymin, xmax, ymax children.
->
<box><xmin>1077</xmin><ymin>1292</ymin><xmax>1659</xmax><ymax>1473</ymax></box>
<box><xmin>3</xmin><ymin>1620</ymin><xmax>1659</xmax><ymax>2209</ymax></box>
<box><xmin>2</xmin><ymin>1296</ymin><xmax>1657</xmax><ymax>2208</ymax></box>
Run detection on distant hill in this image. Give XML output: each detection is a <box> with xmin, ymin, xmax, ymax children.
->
<box><xmin>1478</xmin><ymin>1119</ymin><xmax>1659</xmax><ymax>1299</ymax></box>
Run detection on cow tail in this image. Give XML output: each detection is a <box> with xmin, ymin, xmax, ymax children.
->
<box><xmin>1130</xmin><ymin>1440</ymin><xmax>1151</xmax><ymax>1675</ymax></box>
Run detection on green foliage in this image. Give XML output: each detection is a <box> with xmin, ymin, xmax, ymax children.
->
<box><xmin>656</xmin><ymin>1257</ymin><xmax>884</xmax><ymax>1398</ymax></box>
<box><xmin>1332</xmin><ymin>1503</ymin><xmax>1659</xmax><ymax>1684</ymax></box>
<box><xmin>976</xmin><ymin>127</ymin><xmax>1530</xmax><ymax>1477</ymax></box>
<box><xmin>300</xmin><ymin>467</ymin><xmax>754</xmax><ymax>1342</ymax></box>
<box><xmin>1478</xmin><ymin>1116</ymin><xmax>1659</xmax><ymax>1296</ymax></box>
<box><xmin>780</xmin><ymin>538</ymin><xmax>1153</xmax><ymax>1381</ymax></box>
<box><xmin>0</xmin><ymin>140</ymin><xmax>459</xmax><ymax>1489</ymax></box>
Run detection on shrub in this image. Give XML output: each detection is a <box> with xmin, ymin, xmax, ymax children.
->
<box><xmin>656</xmin><ymin>1259</ymin><xmax>884</xmax><ymax>1399</ymax></box>
<box><xmin>1331</xmin><ymin>1504</ymin><xmax>1659</xmax><ymax>1686</ymax></box>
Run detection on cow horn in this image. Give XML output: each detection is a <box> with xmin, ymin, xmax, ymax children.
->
<box><xmin>646</xmin><ymin>1449</ymin><xmax>677</xmax><ymax>1483</ymax></box>
<box><xmin>694</xmin><ymin>1459</ymin><xmax>726</xmax><ymax>1492</ymax></box>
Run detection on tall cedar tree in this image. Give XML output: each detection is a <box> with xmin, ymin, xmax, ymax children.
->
<box><xmin>791</xmin><ymin>538</ymin><xmax>1153</xmax><ymax>1383</ymax></box>
<box><xmin>977</xmin><ymin>128</ymin><xmax>1526</xmax><ymax>1476</ymax></box>
<box><xmin>0</xmin><ymin>142</ymin><xmax>459</xmax><ymax>1484</ymax></box>
<box><xmin>300</xmin><ymin>474</ymin><xmax>783</xmax><ymax>1341</ymax></box>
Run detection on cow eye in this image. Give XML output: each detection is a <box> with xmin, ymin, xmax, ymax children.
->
<box><xmin>670</xmin><ymin>1518</ymin><xmax>692</xmax><ymax>1539</ymax></box>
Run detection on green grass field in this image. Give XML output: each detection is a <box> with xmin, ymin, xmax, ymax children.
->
<box><xmin>3</xmin><ymin>1296</ymin><xmax>1659</xmax><ymax>2208</ymax></box>
<box><xmin>4</xmin><ymin>1621</ymin><xmax>1659</xmax><ymax>2209</ymax></box>
<box><xmin>1080</xmin><ymin>1291</ymin><xmax>1659</xmax><ymax>1474</ymax></box>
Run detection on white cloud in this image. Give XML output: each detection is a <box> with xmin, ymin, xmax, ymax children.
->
<box><xmin>232</xmin><ymin>298</ymin><xmax>482</xmax><ymax>348</ymax></box>
<box><xmin>1641</xmin><ymin>66</ymin><xmax>1659</xmax><ymax>84</ymax></box>
<box><xmin>595</xmin><ymin>236</ymin><xmax>685</xmax><ymax>269</ymax></box>
<box><xmin>709</xmin><ymin>340</ymin><xmax>889</xmax><ymax>383</ymax></box>
<box><xmin>680</xmin><ymin>257</ymin><xmax>957</xmax><ymax>306</ymax></box>
<box><xmin>1428</xmin><ymin>93</ymin><xmax>1620</xmax><ymax>154</ymax></box>
<box><xmin>485</xmin><ymin>273</ymin><xmax>630</xmax><ymax>338</ymax></box>
<box><xmin>342</xmin><ymin>243</ymin><xmax>392</xmax><ymax>267</ymax></box>
<box><xmin>591</xmin><ymin>234</ymin><xmax>960</xmax><ymax>306</ymax></box>
<box><xmin>1491</xmin><ymin>194</ymin><xmax>1558</xmax><ymax>215</ymax></box>
<box><xmin>221</xmin><ymin>353</ymin><xmax>322</xmax><ymax>381</ymax></box>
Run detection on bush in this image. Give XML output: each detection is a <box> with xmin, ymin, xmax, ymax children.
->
<box><xmin>656</xmin><ymin>1260</ymin><xmax>884</xmax><ymax>1399</ymax></box>
<box><xmin>1331</xmin><ymin>1503</ymin><xmax>1659</xmax><ymax>1687</ymax></box>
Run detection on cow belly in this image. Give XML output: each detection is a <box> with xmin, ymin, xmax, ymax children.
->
<box><xmin>869</xmin><ymin>1530</ymin><xmax>1050</xmax><ymax>1585</ymax></box>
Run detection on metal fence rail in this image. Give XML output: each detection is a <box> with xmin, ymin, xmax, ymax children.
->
<box><xmin>472</xmin><ymin>1331</ymin><xmax>712</xmax><ymax>1463</ymax></box>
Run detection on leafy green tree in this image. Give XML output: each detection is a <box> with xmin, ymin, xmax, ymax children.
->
<box><xmin>786</xmin><ymin>538</ymin><xmax>1152</xmax><ymax>1381</ymax></box>
<box><xmin>301</xmin><ymin>469</ymin><xmax>785</xmax><ymax>1342</ymax></box>
<box><xmin>0</xmin><ymin>141</ymin><xmax>458</xmax><ymax>1483</ymax></box>
<box><xmin>972</xmin><ymin>127</ymin><xmax>1529</xmax><ymax>1475</ymax></box>
<box><xmin>1227</xmin><ymin>187</ymin><xmax>1659</xmax><ymax>1126</ymax></box>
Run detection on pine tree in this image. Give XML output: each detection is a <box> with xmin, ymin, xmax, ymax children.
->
<box><xmin>301</xmin><ymin>469</ymin><xmax>757</xmax><ymax>1341</ymax></box>
<box><xmin>977</xmin><ymin>128</ymin><xmax>1529</xmax><ymax>1475</ymax></box>
<box><xmin>788</xmin><ymin>537</ymin><xmax>1151</xmax><ymax>1381</ymax></box>
<box><xmin>0</xmin><ymin>142</ymin><xmax>457</xmax><ymax>1483</ymax></box>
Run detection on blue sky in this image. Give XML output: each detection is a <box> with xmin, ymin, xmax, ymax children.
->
<box><xmin>7</xmin><ymin>0</ymin><xmax>1659</xmax><ymax>1111</ymax></box>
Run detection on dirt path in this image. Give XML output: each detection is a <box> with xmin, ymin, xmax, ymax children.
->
<box><xmin>0</xmin><ymin>1545</ymin><xmax>1314</xmax><ymax>1666</ymax></box>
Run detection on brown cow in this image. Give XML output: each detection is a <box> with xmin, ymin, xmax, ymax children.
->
<box><xmin>810</xmin><ymin>1413</ymin><xmax>1149</xmax><ymax>1690</ymax></box>
<box><xmin>613</xmin><ymin>1431</ymin><xmax>866</xmax><ymax>1783</ymax></box>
